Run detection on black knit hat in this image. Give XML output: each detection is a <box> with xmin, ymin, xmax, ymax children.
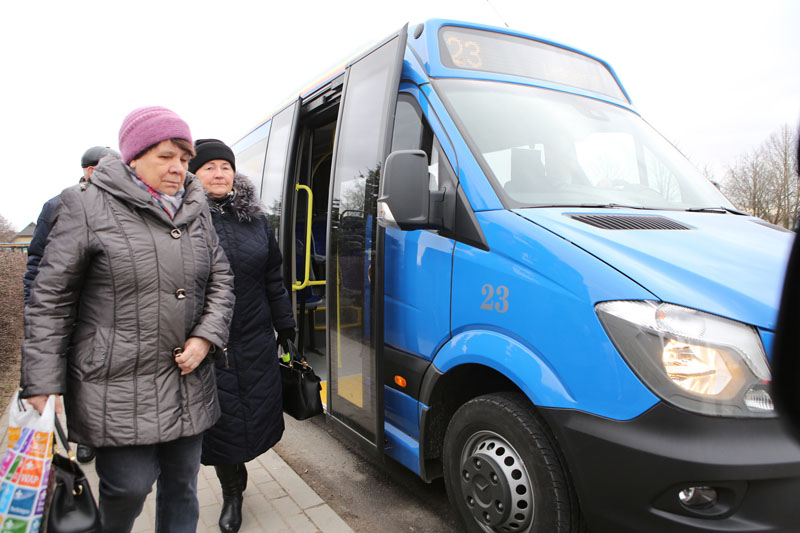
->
<box><xmin>81</xmin><ymin>146</ymin><xmax>121</xmax><ymax>168</ymax></box>
<box><xmin>188</xmin><ymin>138</ymin><xmax>236</xmax><ymax>174</ymax></box>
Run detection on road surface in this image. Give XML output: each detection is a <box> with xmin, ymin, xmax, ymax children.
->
<box><xmin>274</xmin><ymin>414</ymin><xmax>460</xmax><ymax>532</ymax></box>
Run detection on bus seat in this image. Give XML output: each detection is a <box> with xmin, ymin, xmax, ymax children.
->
<box><xmin>311</xmin><ymin>218</ymin><xmax>326</xmax><ymax>263</ymax></box>
<box><xmin>504</xmin><ymin>148</ymin><xmax>548</xmax><ymax>195</ymax></box>
<box><xmin>295</xmin><ymin>233</ymin><xmax>324</xmax><ymax>307</ymax></box>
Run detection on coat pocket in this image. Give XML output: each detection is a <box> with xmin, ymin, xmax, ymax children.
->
<box><xmin>79</xmin><ymin>327</ymin><xmax>109</xmax><ymax>382</ymax></box>
<box><xmin>185</xmin><ymin>358</ymin><xmax>217</xmax><ymax>409</ymax></box>
<box><xmin>198</xmin><ymin>359</ymin><xmax>217</xmax><ymax>409</ymax></box>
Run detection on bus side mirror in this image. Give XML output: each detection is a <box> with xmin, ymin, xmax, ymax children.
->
<box><xmin>378</xmin><ymin>150</ymin><xmax>444</xmax><ymax>231</ymax></box>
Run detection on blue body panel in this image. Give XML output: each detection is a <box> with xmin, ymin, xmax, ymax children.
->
<box><xmin>399</xmin><ymin>52</ymin><xmax>430</xmax><ymax>88</ymax></box>
<box><xmin>384</xmin><ymin>386</ymin><xmax>421</xmax><ymax>440</ymax></box>
<box><xmin>384</xmin><ymin>425</ymin><xmax>421</xmax><ymax>475</ymax></box>
<box><xmin>760</xmin><ymin>329</ymin><xmax>775</xmax><ymax>361</ymax></box>
<box><xmin>517</xmin><ymin>209</ymin><xmax>793</xmax><ymax>331</ymax></box>
<box><xmin>384</xmin><ymin>387</ymin><xmax>423</xmax><ymax>474</ymax></box>
<box><xmin>444</xmin><ymin>210</ymin><xmax>659</xmax><ymax>419</ymax></box>
<box><xmin>384</xmin><ymin>227</ymin><xmax>453</xmax><ymax>359</ymax></box>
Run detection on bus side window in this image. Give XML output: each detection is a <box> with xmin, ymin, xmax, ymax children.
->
<box><xmin>393</xmin><ymin>94</ymin><xmax>439</xmax><ymax>187</ymax></box>
<box><xmin>392</xmin><ymin>95</ymin><xmax>433</xmax><ymax>158</ymax></box>
<box><xmin>231</xmin><ymin>120</ymin><xmax>271</xmax><ymax>199</ymax></box>
<box><xmin>391</xmin><ymin>92</ymin><xmax>475</xmax><ymax>246</ymax></box>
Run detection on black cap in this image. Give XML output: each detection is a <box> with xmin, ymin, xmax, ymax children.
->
<box><xmin>189</xmin><ymin>139</ymin><xmax>236</xmax><ymax>174</ymax></box>
<box><xmin>81</xmin><ymin>146</ymin><xmax>121</xmax><ymax>168</ymax></box>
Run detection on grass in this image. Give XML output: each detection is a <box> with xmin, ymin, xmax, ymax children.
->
<box><xmin>0</xmin><ymin>250</ymin><xmax>25</xmax><ymax>414</ymax></box>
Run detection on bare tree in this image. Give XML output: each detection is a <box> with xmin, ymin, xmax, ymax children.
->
<box><xmin>697</xmin><ymin>163</ymin><xmax>721</xmax><ymax>188</ymax></box>
<box><xmin>724</xmin><ymin>149</ymin><xmax>771</xmax><ymax>220</ymax></box>
<box><xmin>722</xmin><ymin>124</ymin><xmax>798</xmax><ymax>228</ymax></box>
<box><xmin>764</xmin><ymin>124</ymin><xmax>799</xmax><ymax>228</ymax></box>
<box><xmin>648</xmin><ymin>156</ymin><xmax>682</xmax><ymax>202</ymax></box>
<box><xmin>0</xmin><ymin>214</ymin><xmax>16</xmax><ymax>242</ymax></box>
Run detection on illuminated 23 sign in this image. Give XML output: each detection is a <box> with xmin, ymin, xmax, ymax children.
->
<box><xmin>445</xmin><ymin>36</ymin><xmax>483</xmax><ymax>68</ymax></box>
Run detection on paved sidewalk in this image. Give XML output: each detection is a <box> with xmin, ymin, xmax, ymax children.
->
<box><xmin>1</xmin><ymin>407</ymin><xmax>353</xmax><ymax>533</ymax></box>
<box><xmin>131</xmin><ymin>448</ymin><xmax>352</xmax><ymax>533</ymax></box>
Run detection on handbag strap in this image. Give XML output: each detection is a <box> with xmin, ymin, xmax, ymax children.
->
<box><xmin>54</xmin><ymin>416</ymin><xmax>78</xmax><ymax>463</ymax></box>
<box><xmin>284</xmin><ymin>339</ymin><xmax>310</xmax><ymax>369</ymax></box>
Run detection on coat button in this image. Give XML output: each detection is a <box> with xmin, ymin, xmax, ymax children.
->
<box><xmin>175</xmin><ymin>288</ymin><xmax>186</xmax><ymax>300</ymax></box>
<box><xmin>171</xmin><ymin>228</ymin><xmax>182</xmax><ymax>239</ymax></box>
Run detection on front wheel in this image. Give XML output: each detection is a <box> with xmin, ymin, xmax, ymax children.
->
<box><xmin>442</xmin><ymin>392</ymin><xmax>584</xmax><ymax>533</ymax></box>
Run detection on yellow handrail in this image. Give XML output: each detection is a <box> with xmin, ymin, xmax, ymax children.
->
<box><xmin>292</xmin><ymin>184</ymin><xmax>326</xmax><ymax>291</ymax></box>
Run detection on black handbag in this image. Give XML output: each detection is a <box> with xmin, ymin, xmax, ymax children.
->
<box><xmin>279</xmin><ymin>340</ymin><xmax>324</xmax><ymax>420</ymax></box>
<box><xmin>43</xmin><ymin>418</ymin><xmax>101</xmax><ymax>533</ymax></box>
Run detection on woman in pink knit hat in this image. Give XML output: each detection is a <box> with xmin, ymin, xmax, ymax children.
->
<box><xmin>21</xmin><ymin>106</ymin><xmax>235</xmax><ymax>532</ymax></box>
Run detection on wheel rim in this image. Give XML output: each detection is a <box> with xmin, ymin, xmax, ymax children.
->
<box><xmin>458</xmin><ymin>430</ymin><xmax>534</xmax><ymax>532</ymax></box>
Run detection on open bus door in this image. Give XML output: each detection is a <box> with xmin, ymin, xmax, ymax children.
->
<box><xmin>266</xmin><ymin>98</ymin><xmax>301</xmax><ymax>307</ymax></box>
<box><xmin>313</xmin><ymin>26</ymin><xmax>408</xmax><ymax>456</ymax></box>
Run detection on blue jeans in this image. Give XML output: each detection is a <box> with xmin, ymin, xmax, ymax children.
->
<box><xmin>94</xmin><ymin>434</ymin><xmax>203</xmax><ymax>533</ymax></box>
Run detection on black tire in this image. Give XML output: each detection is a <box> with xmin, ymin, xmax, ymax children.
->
<box><xmin>442</xmin><ymin>392</ymin><xmax>584</xmax><ymax>533</ymax></box>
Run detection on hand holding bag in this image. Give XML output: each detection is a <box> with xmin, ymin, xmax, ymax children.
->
<box><xmin>279</xmin><ymin>340</ymin><xmax>324</xmax><ymax>420</ymax></box>
<box><xmin>43</xmin><ymin>417</ymin><xmax>100</xmax><ymax>533</ymax></box>
<box><xmin>0</xmin><ymin>392</ymin><xmax>55</xmax><ymax>533</ymax></box>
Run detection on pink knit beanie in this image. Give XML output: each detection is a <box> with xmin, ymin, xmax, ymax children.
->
<box><xmin>118</xmin><ymin>106</ymin><xmax>193</xmax><ymax>164</ymax></box>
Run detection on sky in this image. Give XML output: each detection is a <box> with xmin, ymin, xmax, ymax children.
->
<box><xmin>1</xmin><ymin>0</ymin><xmax>798</xmax><ymax>232</ymax></box>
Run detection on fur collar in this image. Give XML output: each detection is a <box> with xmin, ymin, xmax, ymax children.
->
<box><xmin>206</xmin><ymin>173</ymin><xmax>263</xmax><ymax>222</ymax></box>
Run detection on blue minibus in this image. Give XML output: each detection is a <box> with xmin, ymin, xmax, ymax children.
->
<box><xmin>231</xmin><ymin>19</ymin><xmax>800</xmax><ymax>532</ymax></box>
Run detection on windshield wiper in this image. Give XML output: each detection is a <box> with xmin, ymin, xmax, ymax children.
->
<box><xmin>577</xmin><ymin>203</ymin><xmax>657</xmax><ymax>210</ymax></box>
<box><xmin>685</xmin><ymin>206</ymin><xmax>747</xmax><ymax>215</ymax></box>
<box><xmin>529</xmin><ymin>203</ymin><xmax>657</xmax><ymax>209</ymax></box>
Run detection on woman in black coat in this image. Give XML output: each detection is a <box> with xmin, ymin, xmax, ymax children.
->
<box><xmin>190</xmin><ymin>139</ymin><xmax>296</xmax><ymax>533</ymax></box>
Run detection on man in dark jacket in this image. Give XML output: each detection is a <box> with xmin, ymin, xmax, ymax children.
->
<box><xmin>23</xmin><ymin>146</ymin><xmax>120</xmax><ymax>304</ymax></box>
<box><xmin>22</xmin><ymin>145</ymin><xmax>120</xmax><ymax>464</ymax></box>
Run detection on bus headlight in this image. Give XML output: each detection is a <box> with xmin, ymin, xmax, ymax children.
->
<box><xmin>596</xmin><ymin>301</ymin><xmax>774</xmax><ymax>417</ymax></box>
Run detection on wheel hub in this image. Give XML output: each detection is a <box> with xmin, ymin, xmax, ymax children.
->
<box><xmin>459</xmin><ymin>433</ymin><xmax>533</xmax><ymax>531</ymax></box>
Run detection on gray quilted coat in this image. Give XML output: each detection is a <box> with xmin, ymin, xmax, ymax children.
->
<box><xmin>20</xmin><ymin>158</ymin><xmax>235</xmax><ymax>447</ymax></box>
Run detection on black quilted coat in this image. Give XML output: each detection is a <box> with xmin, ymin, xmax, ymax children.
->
<box><xmin>201</xmin><ymin>175</ymin><xmax>296</xmax><ymax>465</ymax></box>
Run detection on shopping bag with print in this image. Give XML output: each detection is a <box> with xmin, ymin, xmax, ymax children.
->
<box><xmin>0</xmin><ymin>392</ymin><xmax>55</xmax><ymax>533</ymax></box>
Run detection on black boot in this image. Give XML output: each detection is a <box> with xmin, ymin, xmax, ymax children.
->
<box><xmin>75</xmin><ymin>444</ymin><xmax>96</xmax><ymax>463</ymax></box>
<box><xmin>215</xmin><ymin>464</ymin><xmax>247</xmax><ymax>533</ymax></box>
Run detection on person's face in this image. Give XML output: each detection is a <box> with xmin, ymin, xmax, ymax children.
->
<box><xmin>130</xmin><ymin>140</ymin><xmax>190</xmax><ymax>196</ymax></box>
<box><xmin>195</xmin><ymin>159</ymin><xmax>234</xmax><ymax>198</ymax></box>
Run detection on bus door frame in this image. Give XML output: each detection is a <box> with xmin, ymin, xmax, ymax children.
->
<box><xmin>322</xmin><ymin>25</ymin><xmax>408</xmax><ymax>458</ymax></box>
<box><xmin>271</xmin><ymin>98</ymin><xmax>302</xmax><ymax>304</ymax></box>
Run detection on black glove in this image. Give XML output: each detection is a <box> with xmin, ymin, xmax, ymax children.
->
<box><xmin>277</xmin><ymin>328</ymin><xmax>296</xmax><ymax>353</ymax></box>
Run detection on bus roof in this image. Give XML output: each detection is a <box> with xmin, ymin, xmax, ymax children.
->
<box><xmin>233</xmin><ymin>18</ymin><xmax>630</xmax><ymax>144</ymax></box>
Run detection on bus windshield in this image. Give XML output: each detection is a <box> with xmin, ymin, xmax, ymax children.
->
<box><xmin>436</xmin><ymin>79</ymin><xmax>734</xmax><ymax>211</ymax></box>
